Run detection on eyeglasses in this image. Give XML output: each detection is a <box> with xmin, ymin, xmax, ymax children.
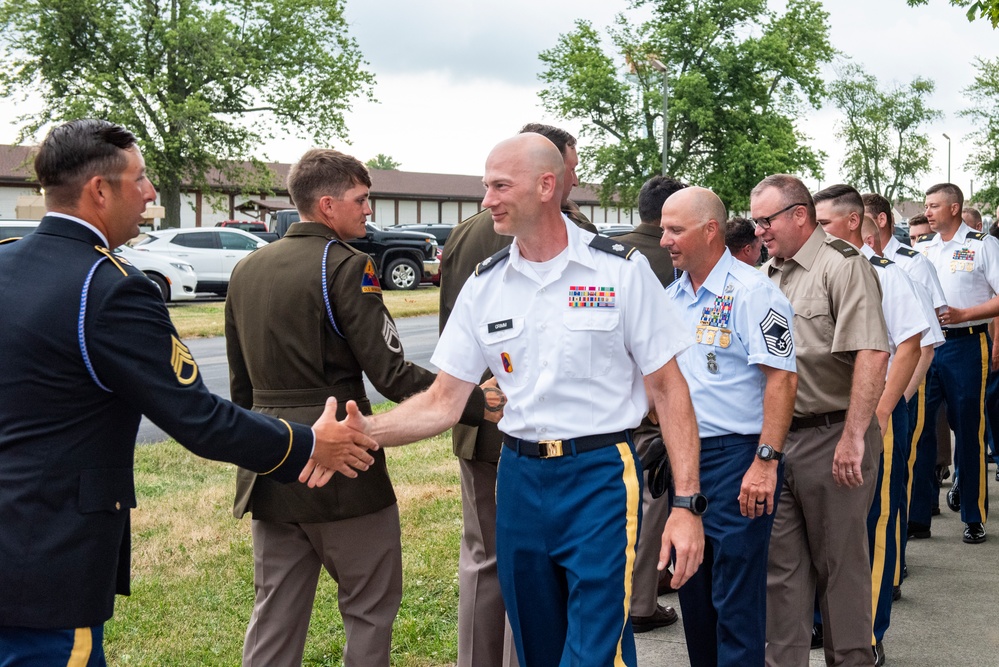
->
<box><xmin>752</xmin><ymin>202</ymin><xmax>807</xmax><ymax>230</ymax></box>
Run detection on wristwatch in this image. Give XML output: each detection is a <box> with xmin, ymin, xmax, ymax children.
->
<box><xmin>756</xmin><ymin>444</ymin><xmax>784</xmax><ymax>462</ymax></box>
<box><xmin>672</xmin><ymin>493</ymin><xmax>708</xmax><ymax>516</ymax></box>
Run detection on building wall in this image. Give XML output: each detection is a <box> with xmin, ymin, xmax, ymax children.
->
<box><xmin>0</xmin><ymin>186</ymin><xmax>37</xmax><ymax>219</ymax></box>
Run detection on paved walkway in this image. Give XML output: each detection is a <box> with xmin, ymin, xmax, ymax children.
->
<box><xmin>635</xmin><ymin>466</ymin><xmax>999</xmax><ymax>665</ymax></box>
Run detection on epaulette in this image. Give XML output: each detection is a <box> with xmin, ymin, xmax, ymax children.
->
<box><xmin>0</xmin><ymin>236</ymin><xmax>21</xmax><ymax>245</ymax></box>
<box><xmin>589</xmin><ymin>234</ymin><xmax>638</xmax><ymax>260</ymax></box>
<box><xmin>827</xmin><ymin>238</ymin><xmax>859</xmax><ymax>258</ymax></box>
<box><xmin>895</xmin><ymin>246</ymin><xmax>919</xmax><ymax>258</ymax></box>
<box><xmin>869</xmin><ymin>255</ymin><xmax>893</xmax><ymax>268</ymax></box>
<box><xmin>475</xmin><ymin>246</ymin><xmax>511</xmax><ymax>275</ymax></box>
<box><xmin>916</xmin><ymin>232</ymin><xmax>936</xmax><ymax>243</ymax></box>
<box><xmin>93</xmin><ymin>246</ymin><xmax>128</xmax><ymax>276</ymax></box>
<box><xmin>968</xmin><ymin>231</ymin><xmax>987</xmax><ymax>241</ymax></box>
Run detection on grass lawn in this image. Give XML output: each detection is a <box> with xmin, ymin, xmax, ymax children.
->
<box><xmin>106</xmin><ymin>416</ymin><xmax>460</xmax><ymax>666</ymax></box>
<box><xmin>169</xmin><ymin>288</ymin><xmax>441</xmax><ymax>338</ymax></box>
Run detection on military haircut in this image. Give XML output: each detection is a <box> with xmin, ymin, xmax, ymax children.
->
<box><xmin>519</xmin><ymin>123</ymin><xmax>576</xmax><ymax>157</ymax></box>
<box><xmin>751</xmin><ymin>174</ymin><xmax>816</xmax><ymax>224</ymax></box>
<box><xmin>638</xmin><ymin>175</ymin><xmax>689</xmax><ymax>224</ymax></box>
<box><xmin>862</xmin><ymin>193</ymin><xmax>894</xmax><ymax>226</ymax></box>
<box><xmin>909</xmin><ymin>213</ymin><xmax>928</xmax><ymax>228</ymax></box>
<box><xmin>813</xmin><ymin>183</ymin><xmax>865</xmax><ymax>220</ymax></box>
<box><xmin>964</xmin><ymin>207</ymin><xmax>983</xmax><ymax>226</ymax></box>
<box><xmin>35</xmin><ymin>119</ymin><xmax>137</xmax><ymax>209</ymax></box>
<box><xmin>288</xmin><ymin>149</ymin><xmax>371</xmax><ymax>215</ymax></box>
<box><xmin>725</xmin><ymin>216</ymin><xmax>756</xmax><ymax>251</ymax></box>
<box><xmin>926</xmin><ymin>182</ymin><xmax>964</xmax><ymax>209</ymax></box>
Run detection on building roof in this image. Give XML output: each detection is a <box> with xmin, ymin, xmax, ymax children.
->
<box><xmin>0</xmin><ymin>143</ymin><xmax>606</xmax><ymax>206</ymax></box>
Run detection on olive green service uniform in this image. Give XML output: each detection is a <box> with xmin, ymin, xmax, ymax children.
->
<box><xmin>441</xmin><ymin>203</ymin><xmax>595</xmax><ymax>667</ymax></box>
<box><xmin>227</xmin><ymin>222</ymin><xmax>483</xmax><ymax>667</ymax></box>
<box><xmin>764</xmin><ymin>227</ymin><xmax>889</xmax><ymax>667</ymax></box>
<box><xmin>614</xmin><ymin>222</ymin><xmax>677</xmax><ymax>620</ymax></box>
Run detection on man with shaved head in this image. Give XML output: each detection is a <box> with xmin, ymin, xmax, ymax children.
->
<box><xmin>345</xmin><ymin>134</ymin><xmax>704</xmax><ymax>666</ymax></box>
<box><xmin>661</xmin><ymin>187</ymin><xmax>797</xmax><ymax>666</ymax></box>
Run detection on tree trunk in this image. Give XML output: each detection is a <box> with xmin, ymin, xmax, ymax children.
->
<box><xmin>160</xmin><ymin>174</ymin><xmax>182</xmax><ymax>229</ymax></box>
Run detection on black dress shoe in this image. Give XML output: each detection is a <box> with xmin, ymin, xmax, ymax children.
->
<box><xmin>963</xmin><ymin>522</ymin><xmax>987</xmax><ymax>544</ymax></box>
<box><xmin>995</xmin><ymin>468</ymin><xmax>998</xmax><ymax>482</ymax></box>
<box><xmin>892</xmin><ymin>585</ymin><xmax>902</xmax><ymax>602</ymax></box>
<box><xmin>907</xmin><ymin>522</ymin><xmax>931</xmax><ymax>539</ymax></box>
<box><xmin>873</xmin><ymin>641</ymin><xmax>886</xmax><ymax>666</ymax></box>
<box><xmin>632</xmin><ymin>603</ymin><xmax>678</xmax><ymax>633</ymax></box>
<box><xmin>947</xmin><ymin>486</ymin><xmax>961</xmax><ymax>512</ymax></box>
<box><xmin>811</xmin><ymin>623</ymin><xmax>823</xmax><ymax>650</ymax></box>
<box><xmin>902</xmin><ymin>564</ymin><xmax>908</xmax><ymax>580</ymax></box>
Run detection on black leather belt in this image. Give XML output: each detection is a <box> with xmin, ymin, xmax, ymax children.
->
<box><xmin>503</xmin><ymin>431</ymin><xmax>629</xmax><ymax>459</ymax></box>
<box><xmin>790</xmin><ymin>410</ymin><xmax>847</xmax><ymax>432</ymax></box>
<box><xmin>943</xmin><ymin>323</ymin><xmax>989</xmax><ymax>339</ymax></box>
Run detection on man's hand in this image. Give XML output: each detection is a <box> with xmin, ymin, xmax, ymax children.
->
<box><xmin>938</xmin><ymin>306</ymin><xmax>964</xmax><ymax>328</ymax></box>
<box><xmin>300</xmin><ymin>398</ymin><xmax>378</xmax><ymax>487</ymax></box>
<box><xmin>739</xmin><ymin>459</ymin><xmax>778</xmax><ymax>518</ymax></box>
<box><xmin>832</xmin><ymin>433</ymin><xmax>865</xmax><ymax>488</ymax></box>
<box><xmin>657</xmin><ymin>509</ymin><xmax>704</xmax><ymax>589</ymax></box>
<box><xmin>480</xmin><ymin>377</ymin><xmax>507</xmax><ymax>424</ymax></box>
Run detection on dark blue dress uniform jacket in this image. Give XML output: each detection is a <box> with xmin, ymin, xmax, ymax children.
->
<box><xmin>0</xmin><ymin>217</ymin><xmax>314</xmax><ymax>630</ymax></box>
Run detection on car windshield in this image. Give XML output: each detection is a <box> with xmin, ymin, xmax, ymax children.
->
<box><xmin>128</xmin><ymin>234</ymin><xmax>154</xmax><ymax>247</ymax></box>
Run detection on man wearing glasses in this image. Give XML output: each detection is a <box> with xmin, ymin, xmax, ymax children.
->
<box><xmin>751</xmin><ymin>175</ymin><xmax>889</xmax><ymax>667</ymax></box>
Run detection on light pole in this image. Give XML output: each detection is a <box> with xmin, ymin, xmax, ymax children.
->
<box><xmin>648</xmin><ymin>57</ymin><xmax>669</xmax><ymax>176</ymax></box>
<box><xmin>943</xmin><ymin>133</ymin><xmax>951</xmax><ymax>183</ymax></box>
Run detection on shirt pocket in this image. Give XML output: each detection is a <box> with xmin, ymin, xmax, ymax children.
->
<box><xmin>562</xmin><ymin>310</ymin><xmax>621</xmax><ymax>378</ymax></box>
<box><xmin>478</xmin><ymin>316</ymin><xmax>529</xmax><ymax>387</ymax></box>
<box><xmin>792</xmin><ymin>297</ymin><xmax>833</xmax><ymax>350</ymax></box>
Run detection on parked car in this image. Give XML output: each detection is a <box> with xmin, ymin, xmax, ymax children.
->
<box><xmin>268</xmin><ymin>211</ymin><xmax>439</xmax><ymax>290</ymax></box>
<box><xmin>597</xmin><ymin>224</ymin><xmax>636</xmax><ymax>237</ymax></box>
<box><xmin>128</xmin><ymin>227</ymin><xmax>267</xmax><ymax>295</ymax></box>
<box><xmin>216</xmin><ymin>220</ymin><xmax>268</xmax><ymax>232</ymax></box>
<box><xmin>0</xmin><ymin>220</ymin><xmax>43</xmax><ymax>241</ymax></box>
<box><xmin>396</xmin><ymin>223</ymin><xmax>456</xmax><ymax>246</ymax></box>
<box><xmin>114</xmin><ymin>246</ymin><xmax>198</xmax><ymax>302</ymax></box>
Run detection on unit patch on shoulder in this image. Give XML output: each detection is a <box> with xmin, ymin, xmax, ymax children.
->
<box><xmin>895</xmin><ymin>247</ymin><xmax>919</xmax><ymax>258</ymax></box>
<box><xmin>759</xmin><ymin>309</ymin><xmax>793</xmax><ymax>358</ymax></box>
<box><xmin>589</xmin><ymin>234</ymin><xmax>636</xmax><ymax>259</ymax></box>
<box><xmin>170</xmin><ymin>335</ymin><xmax>199</xmax><ymax>385</ymax></box>
<box><xmin>361</xmin><ymin>258</ymin><xmax>381</xmax><ymax>294</ymax></box>
<box><xmin>382</xmin><ymin>314</ymin><xmax>402</xmax><ymax>353</ymax></box>
<box><xmin>827</xmin><ymin>238</ymin><xmax>859</xmax><ymax>257</ymax></box>
<box><xmin>869</xmin><ymin>255</ymin><xmax>893</xmax><ymax>268</ymax></box>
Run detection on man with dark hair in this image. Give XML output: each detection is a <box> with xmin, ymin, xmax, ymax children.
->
<box><xmin>908</xmin><ymin>214</ymin><xmax>931</xmax><ymax>246</ymax></box>
<box><xmin>0</xmin><ymin>119</ymin><xmax>374</xmax><ymax>664</ymax></box>
<box><xmin>913</xmin><ymin>183</ymin><xmax>999</xmax><ymax>544</ymax></box>
<box><xmin>816</xmin><ymin>185</ymin><xmax>930</xmax><ymax>665</ymax></box>
<box><xmin>752</xmin><ymin>174</ymin><xmax>889</xmax><ymax>666</ymax></box>
<box><xmin>439</xmin><ymin>123</ymin><xmax>598</xmax><ymax>667</ymax></box>
<box><xmin>227</xmin><ymin>148</ymin><xmax>497</xmax><ymax>666</ymax></box>
<box><xmin>615</xmin><ymin>174</ymin><xmax>687</xmax><ymax>633</ymax></box>
<box><xmin>963</xmin><ymin>206</ymin><xmax>984</xmax><ymax>232</ymax></box>
<box><xmin>662</xmin><ymin>187</ymin><xmax>797</xmax><ymax>666</ymax></box>
<box><xmin>725</xmin><ymin>216</ymin><xmax>764</xmax><ymax>266</ymax></box>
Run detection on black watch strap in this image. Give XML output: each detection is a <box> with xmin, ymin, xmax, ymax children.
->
<box><xmin>673</xmin><ymin>493</ymin><xmax>708</xmax><ymax>516</ymax></box>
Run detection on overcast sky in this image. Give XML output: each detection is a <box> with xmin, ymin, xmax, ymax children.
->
<box><xmin>1</xmin><ymin>0</ymin><xmax>997</xmax><ymax>202</ymax></box>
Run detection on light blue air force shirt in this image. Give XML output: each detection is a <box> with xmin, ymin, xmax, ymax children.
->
<box><xmin>666</xmin><ymin>249</ymin><xmax>797</xmax><ymax>440</ymax></box>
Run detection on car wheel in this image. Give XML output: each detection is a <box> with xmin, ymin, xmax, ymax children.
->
<box><xmin>385</xmin><ymin>257</ymin><xmax>420</xmax><ymax>290</ymax></box>
<box><xmin>145</xmin><ymin>272</ymin><xmax>170</xmax><ymax>302</ymax></box>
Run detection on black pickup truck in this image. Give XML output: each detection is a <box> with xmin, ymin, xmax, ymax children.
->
<box><xmin>269</xmin><ymin>210</ymin><xmax>440</xmax><ymax>290</ymax></box>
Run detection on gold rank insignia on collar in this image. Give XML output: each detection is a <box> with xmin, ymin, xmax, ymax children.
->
<box><xmin>170</xmin><ymin>335</ymin><xmax>199</xmax><ymax>385</ymax></box>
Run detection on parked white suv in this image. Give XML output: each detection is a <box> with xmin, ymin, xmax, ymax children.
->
<box><xmin>129</xmin><ymin>227</ymin><xmax>267</xmax><ymax>295</ymax></box>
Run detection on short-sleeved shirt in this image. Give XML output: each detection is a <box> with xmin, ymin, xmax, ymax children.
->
<box><xmin>433</xmin><ymin>216</ymin><xmax>689</xmax><ymax>440</ymax></box>
<box><xmin>668</xmin><ymin>249</ymin><xmax>796</xmax><ymax>439</ymax></box>
<box><xmin>859</xmin><ymin>245</ymin><xmax>931</xmax><ymax>364</ymax></box>
<box><xmin>915</xmin><ymin>222</ymin><xmax>999</xmax><ymax>327</ymax></box>
<box><xmin>765</xmin><ymin>227</ymin><xmax>889</xmax><ymax>417</ymax></box>
<box><xmin>883</xmin><ymin>235</ymin><xmax>947</xmax><ymax>311</ymax></box>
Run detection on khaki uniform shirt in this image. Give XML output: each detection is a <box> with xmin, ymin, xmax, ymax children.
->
<box><xmin>765</xmin><ymin>226</ymin><xmax>888</xmax><ymax>417</ymax></box>
<box><xmin>615</xmin><ymin>222</ymin><xmax>677</xmax><ymax>288</ymax></box>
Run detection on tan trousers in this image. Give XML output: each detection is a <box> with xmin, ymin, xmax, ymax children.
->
<box><xmin>766</xmin><ymin>420</ymin><xmax>881</xmax><ymax>667</ymax></box>
<box><xmin>242</xmin><ymin>504</ymin><xmax>402</xmax><ymax>667</ymax></box>
<box><xmin>630</xmin><ymin>423</ymin><xmax>670</xmax><ymax>616</ymax></box>
<box><xmin>458</xmin><ymin>458</ymin><xmax>518</xmax><ymax>667</ymax></box>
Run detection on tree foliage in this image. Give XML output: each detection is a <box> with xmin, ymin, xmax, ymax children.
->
<box><xmin>961</xmin><ymin>57</ymin><xmax>999</xmax><ymax>209</ymax></box>
<box><xmin>366</xmin><ymin>153</ymin><xmax>401</xmax><ymax>170</ymax></box>
<box><xmin>537</xmin><ymin>0</ymin><xmax>834</xmax><ymax>211</ymax></box>
<box><xmin>0</xmin><ymin>0</ymin><xmax>374</xmax><ymax>227</ymax></box>
<box><xmin>907</xmin><ymin>0</ymin><xmax>999</xmax><ymax>28</ymax></box>
<box><xmin>828</xmin><ymin>63</ymin><xmax>941</xmax><ymax>203</ymax></box>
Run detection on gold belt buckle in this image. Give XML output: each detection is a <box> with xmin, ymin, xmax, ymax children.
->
<box><xmin>538</xmin><ymin>439</ymin><xmax>564</xmax><ymax>459</ymax></box>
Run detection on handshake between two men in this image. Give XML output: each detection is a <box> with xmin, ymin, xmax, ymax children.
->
<box><xmin>299</xmin><ymin>376</ymin><xmax>507</xmax><ymax>488</ymax></box>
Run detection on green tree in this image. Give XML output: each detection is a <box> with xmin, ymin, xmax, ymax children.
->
<box><xmin>0</xmin><ymin>0</ymin><xmax>374</xmax><ymax>228</ymax></box>
<box><xmin>906</xmin><ymin>0</ymin><xmax>999</xmax><ymax>28</ymax></box>
<box><xmin>366</xmin><ymin>153</ymin><xmax>401</xmax><ymax>170</ymax></box>
<box><xmin>537</xmin><ymin>0</ymin><xmax>834</xmax><ymax>211</ymax></box>
<box><xmin>828</xmin><ymin>64</ymin><xmax>941</xmax><ymax>203</ymax></box>
<box><xmin>961</xmin><ymin>57</ymin><xmax>999</xmax><ymax>209</ymax></box>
